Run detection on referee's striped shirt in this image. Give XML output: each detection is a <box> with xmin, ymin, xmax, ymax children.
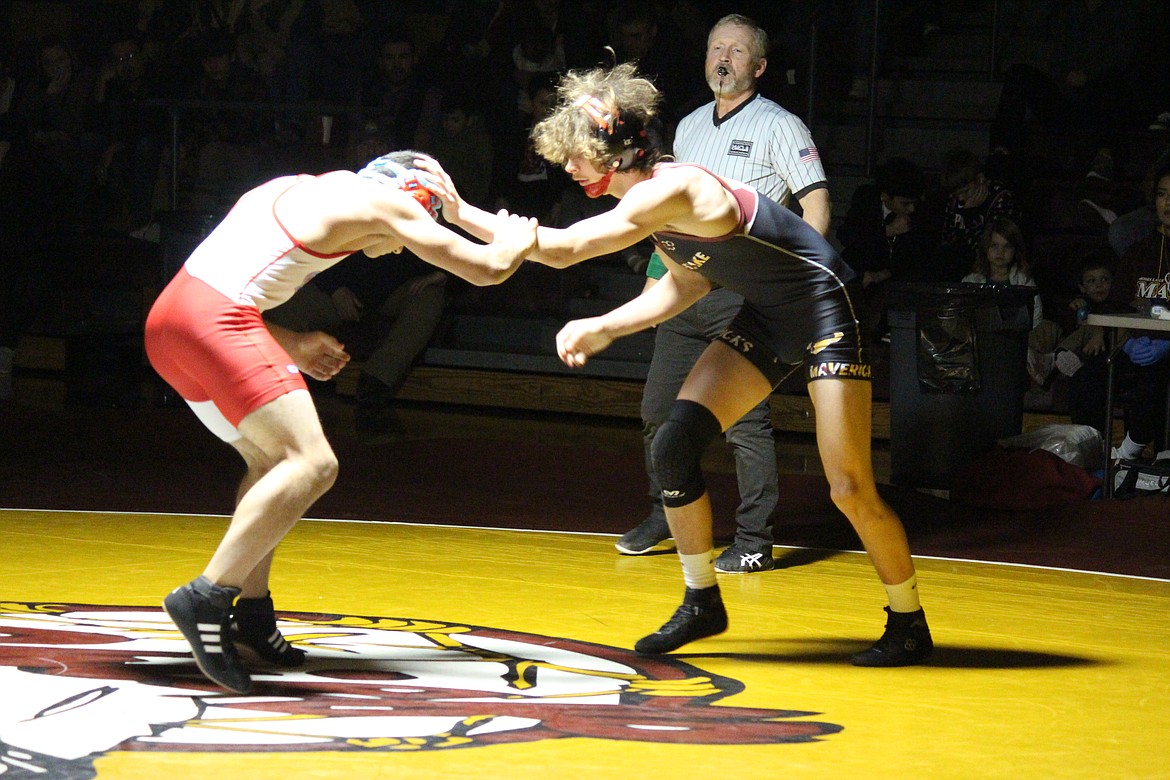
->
<box><xmin>673</xmin><ymin>91</ymin><xmax>827</xmax><ymax>207</ymax></box>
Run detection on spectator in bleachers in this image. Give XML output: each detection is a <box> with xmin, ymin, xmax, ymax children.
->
<box><xmin>421</xmin><ymin>90</ymin><xmax>495</xmax><ymax>208</ymax></box>
<box><xmin>988</xmin><ymin>0</ymin><xmax>1141</xmax><ymax>180</ymax></box>
<box><xmin>182</xmin><ymin>29</ymin><xmax>270</xmax><ymax>212</ymax></box>
<box><xmin>837</xmin><ymin>155</ymin><xmax>935</xmax><ymax>341</ymax></box>
<box><xmin>481</xmin><ymin>0</ymin><xmax>566</xmax><ymax>70</ymax></box>
<box><xmin>560</xmin><ymin>0</ymin><xmax>615</xmax><ymax>69</ymax></box>
<box><xmin>1097</xmin><ymin>159</ymin><xmax>1170</xmax><ymax>459</ymax></box>
<box><xmin>282</xmin><ymin>0</ymin><xmax>384</xmax><ymax>107</ymax></box>
<box><xmin>1108</xmin><ymin>143</ymin><xmax>1170</xmax><ymax>258</ymax></box>
<box><xmin>265</xmin><ymin>251</ymin><xmax>448</xmax><ymax>444</ymax></box>
<box><xmin>359</xmin><ymin>32</ymin><xmax>441</xmax><ymax>151</ymax></box>
<box><xmin>482</xmin><ymin>10</ymin><xmax>566</xmax><ymax>167</ymax></box>
<box><xmin>0</xmin><ymin>115</ymin><xmax>65</xmax><ymax>400</ymax></box>
<box><xmin>493</xmin><ymin>71</ymin><xmax>571</xmax><ymax>226</ymax></box>
<box><xmin>12</xmin><ymin>38</ymin><xmax>99</xmax><ymax>228</ymax></box>
<box><xmin>90</xmin><ymin>36</ymin><xmax>170</xmax><ymax>236</ymax></box>
<box><xmin>936</xmin><ymin>147</ymin><xmax>1021</xmax><ymax>280</ymax></box>
<box><xmin>15</xmin><ymin>39</ymin><xmax>97</xmax><ymax>160</ymax></box>
<box><xmin>233</xmin><ymin>20</ymin><xmax>296</xmax><ymax>101</ymax></box>
<box><xmin>960</xmin><ymin>217</ymin><xmax>1062</xmax><ymax>387</ymax></box>
<box><xmin>820</xmin><ymin>0</ymin><xmax>941</xmax><ymax>101</ymax></box>
<box><xmin>1054</xmin><ymin>251</ymin><xmax>1121</xmax><ymax>427</ymax></box>
<box><xmin>607</xmin><ymin>6</ymin><xmax>703</xmax><ymax>133</ymax></box>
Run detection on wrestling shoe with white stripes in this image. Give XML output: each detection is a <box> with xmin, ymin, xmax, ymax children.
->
<box><xmin>163</xmin><ymin>576</ymin><xmax>252</xmax><ymax>693</ymax></box>
<box><xmin>231</xmin><ymin>593</ymin><xmax>306</xmax><ymax>667</ymax></box>
<box><xmin>714</xmin><ymin>544</ymin><xmax>775</xmax><ymax>573</ymax></box>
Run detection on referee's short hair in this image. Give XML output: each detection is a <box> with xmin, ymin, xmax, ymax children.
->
<box><xmin>709</xmin><ymin>14</ymin><xmax>769</xmax><ymax>60</ymax></box>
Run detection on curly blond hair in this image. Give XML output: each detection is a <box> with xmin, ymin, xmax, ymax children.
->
<box><xmin>531</xmin><ymin>62</ymin><xmax>663</xmax><ymax>170</ymax></box>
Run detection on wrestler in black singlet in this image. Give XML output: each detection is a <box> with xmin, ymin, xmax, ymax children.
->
<box><xmin>650</xmin><ymin>166</ymin><xmax>869</xmax><ymax>387</ymax></box>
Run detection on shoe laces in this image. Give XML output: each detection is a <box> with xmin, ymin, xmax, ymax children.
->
<box><xmin>659</xmin><ymin>602</ymin><xmax>702</xmax><ymax>633</ymax></box>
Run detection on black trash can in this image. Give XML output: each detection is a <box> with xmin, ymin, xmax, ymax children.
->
<box><xmin>887</xmin><ymin>283</ymin><xmax>1035</xmax><ymax>490</ymax></box>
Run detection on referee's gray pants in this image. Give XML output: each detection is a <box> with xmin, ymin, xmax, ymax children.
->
<box><xmin>640</xmin><ymin>286</ymin><xmax>780</xmax><ymax>550</ymax></box>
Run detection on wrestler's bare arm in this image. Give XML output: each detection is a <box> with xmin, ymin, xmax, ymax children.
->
<box><xmin>278</xmin><ymin>175</ymin><xmax>536</xmax><ymax>287</ymax></box>
<box><xmin>556</xmin><ymin>260</ymin><xmax>712</xmax><ymax>367</ymax></box>
<box><xmin>532</xmin><ymin>180</ymin><xmax>698</xmax><ymax>269</ymax></box>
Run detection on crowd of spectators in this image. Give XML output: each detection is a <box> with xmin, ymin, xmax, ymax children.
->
<box><xmin>0</xmin><ymin>2</ymin><xmax>807</xmax><ymax>239</ymax></box>
<box><xmin>2</xmin><ymin>0</ymin><xmax>1169</xmax><ymax>427</ymax></box>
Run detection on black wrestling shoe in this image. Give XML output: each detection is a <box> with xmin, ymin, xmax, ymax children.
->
<box><xmin>163</xmin><ymin>576</ymin><xmax>252</xmax><ymax>693</ymax></box>
<box><xmin>850</xmin><ymin>607</ymin><xmax>933</xmax><ymax>667</ymax></box>
<box><xmin>231</xmin><ymin>593</ymin><xmax>306</xmax><ymax>668</ymax></box>
<box><xmin>615</xmin><ymin>514</ymin><xmax>672</xmax><ymax>554</ymax></box>
<box><xmin>634</xmin><ymin>585</ymin><xmax>728</xmax><ymax>655</ymax></box>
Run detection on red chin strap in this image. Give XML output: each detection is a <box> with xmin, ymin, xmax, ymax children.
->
<box><xmin>582</xmin><ymin>168</ymin><xmax>615</xmax><ymax>198</ymax></box>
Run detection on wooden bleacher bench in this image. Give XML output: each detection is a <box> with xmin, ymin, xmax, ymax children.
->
<box><xmin>15</xmin><ymin>336</ymin><xmax>1072</xmax><ymax>440</ymax></box>
<box><xmin>329</xmin><ymin>359</ymin><xmax>1069</xmax><ymax>440</ymax></box>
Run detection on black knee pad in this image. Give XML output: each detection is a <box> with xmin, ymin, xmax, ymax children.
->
<box><xmin>651</xmin><ymin>400</ymin><xmax>722</xmax><ymax>508</ymax></box>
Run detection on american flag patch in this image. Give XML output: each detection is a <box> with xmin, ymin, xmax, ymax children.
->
<box><xmin>799</xmin><ymin>147</ymin><xmax>820</xmax><ymax>163</ymax></box>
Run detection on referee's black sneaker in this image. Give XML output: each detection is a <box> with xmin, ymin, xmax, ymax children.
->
<box><xmin>231</xmin><ymin>593</ymin><xmax>306</xmax><ymax>668</ymax></box>
<box><xmin>634</xmin><ymin>585</ymin><xmax>728</xmax><ymax>655</ymax></box>
<box><xmin>850</xmin><ymin>607</ymin><xmax>933</xmax><ymax>667</ymax></box>
<box><xmin>714</xmin><ymin>544</ymin><xmax>775</xmax><ymax>573</ymax></box>
<box><xmin>615</xmin><ymin>514</ymin><xmax>672</xmax><ymax>554</ymax></box>
<box><xmin>164</xmin><ymin>576</ymin><xmax>252</xmax><ymax>693</ymax></box>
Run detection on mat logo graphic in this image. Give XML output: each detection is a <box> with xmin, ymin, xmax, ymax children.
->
<box><xmin>0</xmin><ymin>603</ymin><xmax>841</xmax><ymax>777</ymax></box>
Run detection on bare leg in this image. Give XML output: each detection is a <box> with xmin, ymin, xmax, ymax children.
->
<box><xmin>666</xmin><ymin>342</ymin><xmax>776</xmax><ymax>553</ymax></box>
<box><xmin>635</xmin><ymin>343</ymin><xmax>772</xmax><ymax>655</ymax></box>
<box><xmin>165</xmin><ymin>389</ymin><xmax>332</xmax><ymax>689</ymax></box>
<box><xmin>806</xmin><ymin>378</ymin><xmax>932</xmax><ymax>666</ymax></box>
<box><xmin>806</xmin><ymin>378</ymin><xmax>914</xmax><ymax>585</ymax></box>
<box><xmin>203</xmin><ymin>389</ymin><xmax>338</xmax><ymax>589</ymax></box>
<box><xmin>230</xmin><ymin>464</ymin><xmax>277</xmax><ymax>599</ymax></box>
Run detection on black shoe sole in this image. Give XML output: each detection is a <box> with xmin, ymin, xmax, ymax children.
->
<box><xmin>714</xmin><ymin>560</ymin><xmax>775</xmax><ymax>574</ymax></box>
<box><xmin>230</xmin><ymin>623</ymin><xmax>306</xmax><ymax>668</ymax></box>
<box><xmin>850</xmin><ymin>641</ymin><xmax>934</xmax><ymax>667</ymax></box>
<box><xmin>615</xmin><ymin>539</ymin><xmax>674</xmax><ymax>555</ymax></box>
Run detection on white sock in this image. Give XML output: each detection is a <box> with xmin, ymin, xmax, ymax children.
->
<box><xmin>884</xmin><ymin>574</ymin><xmax>921</xmax><ymax>613</ymax></box>
<box><xmin>679</xmin><ymin>550</ymin><xmax>717</xmax><ymax>590</ymax></box>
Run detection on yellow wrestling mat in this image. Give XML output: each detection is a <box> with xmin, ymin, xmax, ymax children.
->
<box><xmin>0</xmin><ymin>509</ymin><xmax>1167</xmax><ymax>779</ymax></box>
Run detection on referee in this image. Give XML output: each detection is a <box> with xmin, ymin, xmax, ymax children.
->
<box><xmin>615</xmin><ymin>13</ymin><xmax>832</xmax><ymax>573</ymax></box>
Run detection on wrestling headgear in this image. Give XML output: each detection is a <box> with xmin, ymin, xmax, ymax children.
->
<box><xmin>573</xmin><ymin>95</ymin><xmax>650</xmax><ymax>173</ymax></box>
<box><xmin>357</xmin><ymin>154</ymin><xmax>442</xmax><ymax>219</ymax></box>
